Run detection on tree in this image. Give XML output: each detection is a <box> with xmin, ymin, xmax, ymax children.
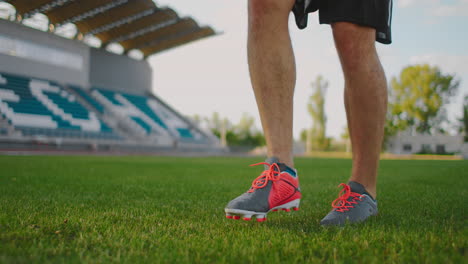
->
<box><xmin>463</xmin><ymin>95</ymin><xmax>468</xmax><ymax>142</ymax></box>
<box><xmin>189</xmin><ymin>114</ymin><xmax>202</xmax><ymax>126</ymax></box>
<box><xmin>204</xmin><ymin>112</ymin><xmax>230</xmax><ymax>147</ymax></box>
<box><xmin>204</xmin><ymin>112</ymin><xmax>265</xmax><ymax>147</ymax></box>
<box><xmin>232</xmin><ymin>113</ymin><xmax>265</xmax><ymax>146</ymax></box>
<box><xmin>341</xmin><ymin>126</ymin><xmax>351</xmax><ymax>153</ymax></box>
<box><xmin>235</xmin><ymin>113</ymin><xmax>256</xmax><ymax>136</ymax></box>
<box><xmin>386</xmin><ymin>64</ymin><xmax>459</xmax><ymax>136</ymax></box>
<box><xmin>306</xmin><ymin>75</ymin><xmax>330</xmax><ymax>152</ymax></box>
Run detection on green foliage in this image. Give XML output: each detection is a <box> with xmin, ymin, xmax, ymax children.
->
<box><xmin>463</xmin><ymin>95</ymin><xmax>468</xmax><ymax>142</ymax></box>
<box><xmin>203</xmin><ymin>112</ymin><xmax>228</xmax><ymax>132</ymax></box>
<box><xmin>300</xmin><ymin>128</ymin><xmax>333</xmax><ymax>151</ymax></box>
<box><xmin>0</xmin><ymin>156</ymin><xmax>466</xmax><ymax>263</ymax></box>
<box><xmin>340</xmin><ymin>126</ymin><xmax>350</xmax><ymax>141</ymax></box>
<box><xmin>306</xmin><ymin>76</ymin><xmax>330</xmax><ymax>152</ymax></box>
<box><xmin>340</xmin><ymin>126</ymin><xmax>351</xmax><ymax>153</ymax></box>
<box><xmin>190</xmin><ymin>114</ymin><xmax>202</xmax><ymax>125</ymax></box>
<box><xmin>206</xmin><ymin>112</ymin><xmax>265</xmax><ymax>147</ymax></box>
<box><xmin>386</xmin><ymin>64</ymin><xmax>459</xmax><ymax>136</ymax></box>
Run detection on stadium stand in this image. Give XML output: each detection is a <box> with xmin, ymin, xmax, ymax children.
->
<box><xmin>0</xmin><ymin>115</ymin><xmax>10</xmax><ymax>136</ymax></box>
<box><xmin>0</xmin><ymin>72</ymin><xmax>120</xmax><ymax>140</ymax></box>
<box><xmin>68</xmin><ymin>85</ymin><xmax>105</xmax><ymax>113</ymax></box>
<box><xmin>91</xmin><ymin>88</ymin><xmax>209</xmax><ymax>144</ymax></box>
<box><xmin>0</xmin><ymin>1</ymin><xmax>222</xmax><ymax>153</ymax></box>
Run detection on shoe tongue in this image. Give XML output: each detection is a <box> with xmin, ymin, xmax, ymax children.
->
<box><xmin>348</xmin><ymin>181</ymin><xmax>374</xmax><ymax>200</ymax></box>
<box><xmin>347</xmin><ymin>181</ymin><xmax>366</xmax><ymax>194</ymax></box>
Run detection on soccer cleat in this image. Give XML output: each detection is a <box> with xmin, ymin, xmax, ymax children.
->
<box><xmin>320</xmin><ymin>181</ymin><xmax>378</xmax><ymax>226</ymax></box>
<box><xmin>225</xmin><ymin>157</ymin><xmax>301</xmax><ymax>222</ymax></box>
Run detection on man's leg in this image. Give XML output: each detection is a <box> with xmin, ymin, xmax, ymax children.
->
<box><xmin>224</xmin><ymin>0</ymin><xmax>301</xmax><ymax>222</ymax></box>
<box><xmin>320</xmin><ymin>22</ymin><xmax>386</xmax><ymax>226</ymax></box>
<box><xmin>248</xmin><ymin>0</ymin><xmax>296</xmax><ymax>167</ymax></box>
<box><xmin>333</xmin><ymin>22</ymin><xmax>388</xmax><ymax>198</ymax></box>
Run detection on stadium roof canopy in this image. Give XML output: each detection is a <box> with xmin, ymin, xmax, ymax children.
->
<box><xmin>6</xmin><ymin>0</ymin><xmax>216</xmax><ymax>58</ymax></box>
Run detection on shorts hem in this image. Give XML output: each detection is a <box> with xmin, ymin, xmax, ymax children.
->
<box><xmin>319</xmin><ymin>16</ymin><xmax>376</xmax><ymax>29</ymax></box>
<box><xmin>319</xmin><ymin>17</ymin><xmax>391</xmax><ymax>45</ymax></box>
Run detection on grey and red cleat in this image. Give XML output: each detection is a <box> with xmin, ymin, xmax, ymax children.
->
<box><xmin>225</xmin><ymin>157</ymin><xmax>301</xmax><ymax>222</ymax></box>
<box><xmin>320</xmin><ymin>181</ymin><xmax>378</xmax><ymax>226</ymax></box>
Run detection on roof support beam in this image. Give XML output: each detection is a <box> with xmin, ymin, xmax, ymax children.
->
<box><xmin>86</xmin><ymin>8</ymin><xmax>155</xmax><ymax>36</ymax></box>
<box><xmin>141</xmin><ymin>27</ymin><xmax>215</xmax><ymax>58</ymax></box>
<box><xmin>6</xmin><ymin>0</ymin><xmax>216</xmax><ymax>58</ymax></box>
<box><xmin>95</xmin><ymin>8</ymin><xmax>178</xmax><ymax>44</ymax></box>
<box><xmin>56</xmin><ymin>0</ymin><xmax>128</xmax><ymax>27</ymax></box>
<box><xmin>108</xmin><ymin>17</ymin><xmax>179</xmax><ymax>45</ymax></box>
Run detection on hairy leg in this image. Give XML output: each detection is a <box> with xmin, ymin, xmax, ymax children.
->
<box><xmin>333</xmin><ymin>22</ymin><xmax>388</xmax><ymax>198</ymax></box>
<box><xmin>248</xmin><ymin>0</ymin><xmax>296</xmax><ymax>167</ymax></box>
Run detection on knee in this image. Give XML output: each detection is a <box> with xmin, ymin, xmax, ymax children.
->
<box><xmin>332</xmin><ymin>22</ymin><xmax>377</xmax><ymax>72</ymax></box>
<box><xmin>248</xmin><ymin>0</ymin><xmax>294</xmax><ymax>26</ymax></box>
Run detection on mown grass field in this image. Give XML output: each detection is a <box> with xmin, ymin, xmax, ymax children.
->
<box><xmin>0</xmin><ymin>156</ymin><xmax>466</xmax><ymax>263</ymax></box>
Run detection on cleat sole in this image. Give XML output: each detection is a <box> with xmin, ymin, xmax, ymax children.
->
<box><xmin>269</xmin><ymin>199</ymin><xmax>300</xmax><ymax>213</ymax></box>
<box><xmin>225</xmin><ymin>199</ymin><xmax>300</xmax><ymax>222</ymax></box>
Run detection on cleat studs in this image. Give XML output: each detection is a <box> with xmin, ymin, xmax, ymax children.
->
<box><xmin>293</xmin><ymin>207</ymin><xmax>299</xmax><ymax>211</ymax></box>
<box><xmin>226</xmin><ymin>215</ymin><xmax>233</xmax><ymax>219</ymax></box>
<box><xmin>272</xmin><ymin>209</ymin><xmax>278</xmax><ymax>212</ymax></box>
<box><xmin>283</xmin><ymin>208</ymin><xmax>291</xmax><ymax>212</ymax></box>
<box><xmin>256</xmin><ymin>214</ymin><xmax>267</xmax><ymax>222</ymax></box>
<box><xmin>243</xmin><ymin>214</ymin><xmax>253</xmax><ymax>221</ymax></box>
<box><xmin>233</xmin><ymin>215</ymin><xmax>240</xmax><ymax>220</ymax></box>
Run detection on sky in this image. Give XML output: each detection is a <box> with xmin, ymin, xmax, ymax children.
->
<box><xmin>150</xmin><ymin>0</ymin><xmax>468</xmax><ymax>140</ymax></box>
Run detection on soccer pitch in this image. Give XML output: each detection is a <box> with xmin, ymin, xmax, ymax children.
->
<box><xmin>0</xmin><ymin>156</ymin><xmax>466</xmax><ymax>263</ymax></box>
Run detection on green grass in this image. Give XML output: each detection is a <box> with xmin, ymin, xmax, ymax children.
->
<box><xmin>0</xmin><ymin>156</ymin><xmax>466</xmax><ymax>263</ymax></box>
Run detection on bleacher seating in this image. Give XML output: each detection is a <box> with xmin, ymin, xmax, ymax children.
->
<box><xmin>0</xmin><ymin>72</ymin><xmax>120</xmax><ymax>140</ymax></box>
<box><xmin>123</xmin><ymin>93</ymin><xmax>168</xmax><ymax>130</ymax></box>
<box><xmin>92</xmin><ymin>88</ymin><xmax>208</xmax><ymax>143</ymax></box>
<box><xmin>176</xmin><ymin>128</ymin><xmax>194</xmax><ymax>139</ymax></box>
<box><xmin>0</xmin><ymin>71</ymin><xmax>218</xmax><ymax>149</ymax></box>
<box><xmin>69</xmin><ymin>85</ymin><xmax>105</xmax><ymax>113</ymax></box>
<box><xmin>130</xmin><ymin>116</ymin><xmax>152</xmax><ymax>133</ymax></box>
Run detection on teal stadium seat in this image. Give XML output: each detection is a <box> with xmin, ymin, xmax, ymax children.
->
<box><xmin>69</xmin><ymin>85</ymin><xmax>105</xmax><ymax>113</ymax></box>
<box><xmin>122</xmin><ymin>93</ymin><xmax>168</xmax><ymax>129</ymax></box>
<box><xmin>130</xmin><ymin>116</ymin><xmax>152</xmax><ymax>133</ymax></box>
<box><xmin>96</xmin><ymin>88</ymin><xmax>125</xmax><ymax>106</ymax></box>
<box><xmin>93</xmin><ymin>88</ymin><xmax>205</xmax><ymax>143</ymax></box>
<box><xmin>0</xmin><ymin>72</ymin><xmax>120</xmax><ymax>140</ymax></box>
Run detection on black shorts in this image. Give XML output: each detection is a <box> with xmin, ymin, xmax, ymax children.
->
<box><xmin>292</xmin><ymin>0</ymin><xmax>393</xmax><ymax>44</ymax></box>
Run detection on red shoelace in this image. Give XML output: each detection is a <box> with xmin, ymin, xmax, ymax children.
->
<box><xmin>331</xmin><ymin>183</ymin><xmax>363</xmax><ymax>212</ymax></box>
<box><xmin>248</xmin><ymin>162</ymin><xmax>281</xmax><ymax>193</ymax></box>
